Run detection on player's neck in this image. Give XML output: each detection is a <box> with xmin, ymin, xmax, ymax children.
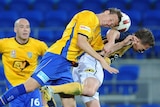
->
<box><xmin>15</xmin><ymin>37</ymin><xmax>29</xmax><ymax>45</ymax></box>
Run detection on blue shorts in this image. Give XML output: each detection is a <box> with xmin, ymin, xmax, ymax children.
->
<box><xmin>31</xmin><ymin>52</ymin><xmax>74</xmax><ymax>86</ymax></box>
<box><xmin>9</xmin><ymin>88</ymin><xmax>43</xmax><ymax>107</ymax></box>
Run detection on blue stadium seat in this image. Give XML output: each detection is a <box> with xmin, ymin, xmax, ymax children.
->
<box><xmin>0</xmin><ymin>11</ymin><xmax>19</xmax><ymax>28</ymax></box>
<box><xmin>8</xmin><ymin>0</ymin><xmax>32</xmax><ymax>14</ymax></box>
<box><xmin>103</xmin><ymin>69</ymin><xmax>114</xmax><ymax>81</ymax></box>
<box><xmin>106</xmin><ymin>0</ymin><xmax>127</xmax><ymax>11</ymax></box>
<box><xmin>32</xmin><ymin>0</ymin><xmax>54</xmax><ymax>13</ymax></box>
<box><xmin>142</xmin><ymin>10</ymin><xmax>160</xmax><ymax>27</ymax></box>
<box><xmin>124</xmin><ymin>10</ymin><xmax>142</xmax><ymax>26</ymax></box>
<box><xmin>129</xmin><ymin>0</ymin><xmax>151</xmax><ymax>13</ymax></box>
<box><xmin>99</xmin><ymin>83</ymin><xmax>113</xmax><ymax>95</ymax></box>
<box><xmin>134</xmin><ymin>52</ymin><xmax>146</xmax><ymax>59</ymax></box>
<box><xmin>52</xmin><ymin>30</ymin><xmax>63</xmax><ymax>41</ymax></box>
<box><xmin>56</xmin><ymin>0</ymin><xmax>80</xmax><ymax>22</ymax></box>
<box><xmin>153</xmin><ymin>0</ymin><xmax>160</xmax><ymax>10</ymax></box>
<box><xmin>101</xmin><ymin>103</ymin><xmax>110</xmax><ymax>107</ymax></box>
<box><xmin>141</xmin><ymin>104</ymin><xmax>160</xmax><ymax>107</ymax></box>
<box><xmin>4</xmin><ymin>31</ymin><xmax>15</xmax><ymax>38</ymax></box>
<box><xmin>0</xmin><ymin>0</ymin><xmax>9</xmax><ymax>10</ymax></box>
<box><xmin>81</xmin><ymin>0</ymin><xmax>103</xmax><ymax>13</ymax></box>
<box><xmin>144</xmin><ymin>47</ymin><xmax>154</xmax><ymax>58</ymax></box>
<box><xmin>44</xmin><ymin>10</ymin><xmax>67</xmax><ymax>27</ymax></box>
<box><xmin>38</xmin><ymin>30</ymin><xmax>54</xmax><ymax>43</ymax></box>
<box><xmin>99</xmin><ymin>69</ymin><xmax>114</xmax><ymax>94</ymax></box>
<box><xmin>20</xmin><ymin>10</ymin><xmax>43</xmax><ymax>27</ymax></box>
<box><xmin>77</xmin><ymin>103</ymin><xmax>85</xmax><ymax>107</ymax></box>
<box><xmin>154</xmin><ymin>45</ymin><xmax>160</xmax><ymax>58</ymax></box>
<box><xmin>66</xmin><ymin>9</ymin><xmax>80</xmax><ymax>23</ymax></box>
<box><xmin>57</xmin><ymin>0</ymin><xmax>79</xmax><ymax>13</ymax></box>
<box><xmin>0</xmin><ymin>31</ymin><xmax>5</xmax><ymax>39</ymax></box>
<box><xmin>115</xmin><ymin>104</ymin><xmax>136</xmax><ymax>107</ymax></box>
<box><xmin>152</xmin><ymin>30</ymin><xmax>160</xmax><ymax>42</ymax></box>
<box><xmin>116</xmin><ymin>64</ymin><xmax>140</xmax><ymax>95</ymax></box>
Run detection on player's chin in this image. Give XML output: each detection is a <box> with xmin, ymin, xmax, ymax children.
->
<box><xmin>22</xmin><ymin>36</ymin><xmax>29</xmax><ymax>40</ymax></box>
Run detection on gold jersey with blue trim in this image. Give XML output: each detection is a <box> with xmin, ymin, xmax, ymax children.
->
<box><xmin>47</xmin><ymin>10</ymin><xmax>104</xmax><ymax>62</ymax></box>
<box><xmin>0</xmin><ymin>37</ymin><xmax>48</xmax><ymax>86</ymax></box>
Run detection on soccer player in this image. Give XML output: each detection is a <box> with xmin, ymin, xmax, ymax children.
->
<box><xmin>72</xmin><ymin>28</ymin><xmax>155</xmax><ymax>107</ymax></box>
<box><xmin>0</xmin><ymin>8</ymin><xmax>122</xmax><ymax>107</ymax></box>
<box><xmin>0</xmin><ymin>18</ymin><xmax>48</xmax><ymax>107</ymax></box>
<box><xmin>45</xmin><ymin>28</ymin><xmax>155</xmax><ymax>107</ymax></box>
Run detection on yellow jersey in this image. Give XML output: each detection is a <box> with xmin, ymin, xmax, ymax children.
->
<box><xmin>0</xmin><ymin>37</ymin><xmax>48</xmax><ymax>86</ymax></box>
<box><xmin>47</xmin><ymin>10</ymin><xmax>104</xmax><ymax>62</ymax></box>
<box><xmin>109</xmin><ymin>45</ymin><xmax>132</xmax><ymax>63</ymax></box>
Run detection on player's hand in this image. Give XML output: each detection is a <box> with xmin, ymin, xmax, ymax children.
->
<box><xmin>99</xmin><ymin>58</ymin><xmax>119</xmax><ymax>74</ymax></box>
<box><xmin>123</xmin><ymin>35</ymin><xmax>137</xmax><ymax>46</ymax></box>
<box><xmin>103</xmin><ymin>43</ymin><xmax>114</xmax><ymax>57</ymax></box>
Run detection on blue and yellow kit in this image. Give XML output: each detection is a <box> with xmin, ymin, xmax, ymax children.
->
<box><xmin>0</xmin><ymin>37</ymin><xmax>48</xmax><ymax>87</ymax></box>
<box><xmin>47</xmin><ymin>10</ymin><xmax>104</xmax><ymax>62</ymax></box>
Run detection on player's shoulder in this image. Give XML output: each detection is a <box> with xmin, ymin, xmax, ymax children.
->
<box><xmin>29</xmin><ymin>37</ymin><xmax>43</xmax><ymax>42</ymax></box>
<box><xmin>0</xmin><ymin>37</ymin><xmax>14</xmax><ymax>42</ymax></box>
<box><xmin>29</xmin><ymin>37</ymin><xmax>47</xmax><ymax>45</ymax></box>
<box><xmin>79</xmin><ymin>10</ymin><xmax>95</xmax><ymax>17</ymax></box>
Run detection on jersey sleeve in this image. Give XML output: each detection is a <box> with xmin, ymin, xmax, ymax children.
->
<box><xmin>39</xmin><ymin>41</ymin><xmax>48</xmax><ymax>56</ymax></box>
<box><xmin>0</xmin><ymin>38</ymin><xmax>7</xmax><ymax>53</ymax></box>
<box><xmin>76</xmin><ymin>11</ymin><xmax>96</xmax><ymax>39</ymax></box>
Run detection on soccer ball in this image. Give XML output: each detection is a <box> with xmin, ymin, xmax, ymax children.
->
<box><xmin>114</xmin><ymin>12</ymin><xmax>131</xmax><ymax>32</ymax></box>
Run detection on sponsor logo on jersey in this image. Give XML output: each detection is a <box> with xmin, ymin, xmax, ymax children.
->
<box><xmin>13</xmin><ymin>60</ymin><xmax>30</xmax><ymax>70</ymax></box>
<box><xmin>80</xmin><ymin>25</ymin><xmax>91</xmax><ymax>32</ymax></box>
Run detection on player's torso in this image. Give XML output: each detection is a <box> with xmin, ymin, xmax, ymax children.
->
<box><xmin>48</xmin><ymin>10</ymin><xmax>104</xmax><ymax>62</ymax></box>
<box><xmin>0</xmin><ymin>38</ymin><xmax>46</xmax><ymax>86</ymax></box>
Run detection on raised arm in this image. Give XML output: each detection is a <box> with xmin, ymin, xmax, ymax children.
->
<box><xmin>77</xmin><ymin>34</ymin><xmax>119</xmax><ymax>74</ymax></box>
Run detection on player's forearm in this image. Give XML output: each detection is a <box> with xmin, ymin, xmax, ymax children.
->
<box><xmin>110</xmin><ymin>41</ymin><xmax>126</xmax><ymax>53</ymax></box>
<box><xmin>106</xmin><ymin>29</ymin><xmax>120</xmax><ymax>44</ymax></box>
<box><xmin>77</xmin><ymin>34</ymin><xmax>104</xmax><ymax>62</ymax></box>
<box><xmin>103</xmin><ymin>29</ymin><xmax>120</xmax><ymax>55</ymax></box>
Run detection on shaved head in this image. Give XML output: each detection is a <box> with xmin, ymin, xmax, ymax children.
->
<box><xmin>14</xmin><ymin>18</ymin><xmax>31</xmax><ymax>44</ymax></box>
<box><xmin>14</xmin><ymin>18</ymin><xmax>30</xmax><ymax>27</ymax></box>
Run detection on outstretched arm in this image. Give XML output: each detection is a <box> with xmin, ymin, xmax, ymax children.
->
<box><xmin>77</xmin><ymin>34</ymin><xmax>119</xmax><ymax>74</ymax></box>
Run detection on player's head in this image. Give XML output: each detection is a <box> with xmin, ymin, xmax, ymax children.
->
<box><xmin>108</xmin><ymin>8</ymin><xmax>122</xmax><ymax>23</ymax></box>
<box><xmin>98</xmin><ymin>8</ymin><xmax>122</xmax><ymax>28</ymax></box>
<box><xmin>132</xmin><ymin>28</ymin><xmax>155</xmax><ymax>53</ymax></box>
<box><xmin>14</xmin><ymin>18</ymin><xmax>31</xmax><ymax>40</ymax></box>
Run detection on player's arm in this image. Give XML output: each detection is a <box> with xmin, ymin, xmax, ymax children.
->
<box><xmin>106</xmin><ymin>29</ymin><xmax>120</xmax><ymax>45</ymax></box>
<box><xmin>77</xmin><ymin>34</ymin><xmax>118</xmax><ymax>74</ymax></box>
<box><xmin>103</xmin><ymin>29</ymin><xmax>120</xmax><ymax>57</ymax></box>
<box><xmin>109</xmin><ymin>35</ymin><xmax>136</xmax><ymax>54</ymax></box>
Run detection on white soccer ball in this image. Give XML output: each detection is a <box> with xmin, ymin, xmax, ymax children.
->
<box><xmin>114</xmin><ymin>12</ymin><xmax>131</xmax><ymax>32</ymax></box>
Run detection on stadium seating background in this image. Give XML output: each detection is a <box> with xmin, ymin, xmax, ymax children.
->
<box><xmin>0</xmin><ymin>0</ymin><xmax>160</xmax><ymax>107</ymax></box>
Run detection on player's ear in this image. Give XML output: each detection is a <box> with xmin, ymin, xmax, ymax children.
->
<box><xmin>133</xmin><ymin>36</ymin><xmax>139</xmax><ymax>43</ymax></box>
<box><xmin>104</xmin><ymin>10</ymin><xmax>110</xmax><ymax>14</ymax></box>
<box><xmin>14</xmin><ymin>27</ymin><xmax>17</xmax><ymax>33</ymax></box>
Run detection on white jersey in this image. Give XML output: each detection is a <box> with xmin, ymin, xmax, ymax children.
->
<box><xmin>72</xmin><ymin>53</ymin><xmax>104</xmax><ymax>103</ymax></box>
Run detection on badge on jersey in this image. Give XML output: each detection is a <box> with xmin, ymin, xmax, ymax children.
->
<box><xmin>80</xmin><ymin>25</ymin><xmax>91</xmax><ymax>32</ymax></box>
<box><xmin>11</xmin><ymin>50</ymin><xmax>16</xmax><ymax>58</ymax></box>
<box><xmin>27</xmin><ymin>52</ymin><xmax>32</xmax><ymax>58</ymax></box>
